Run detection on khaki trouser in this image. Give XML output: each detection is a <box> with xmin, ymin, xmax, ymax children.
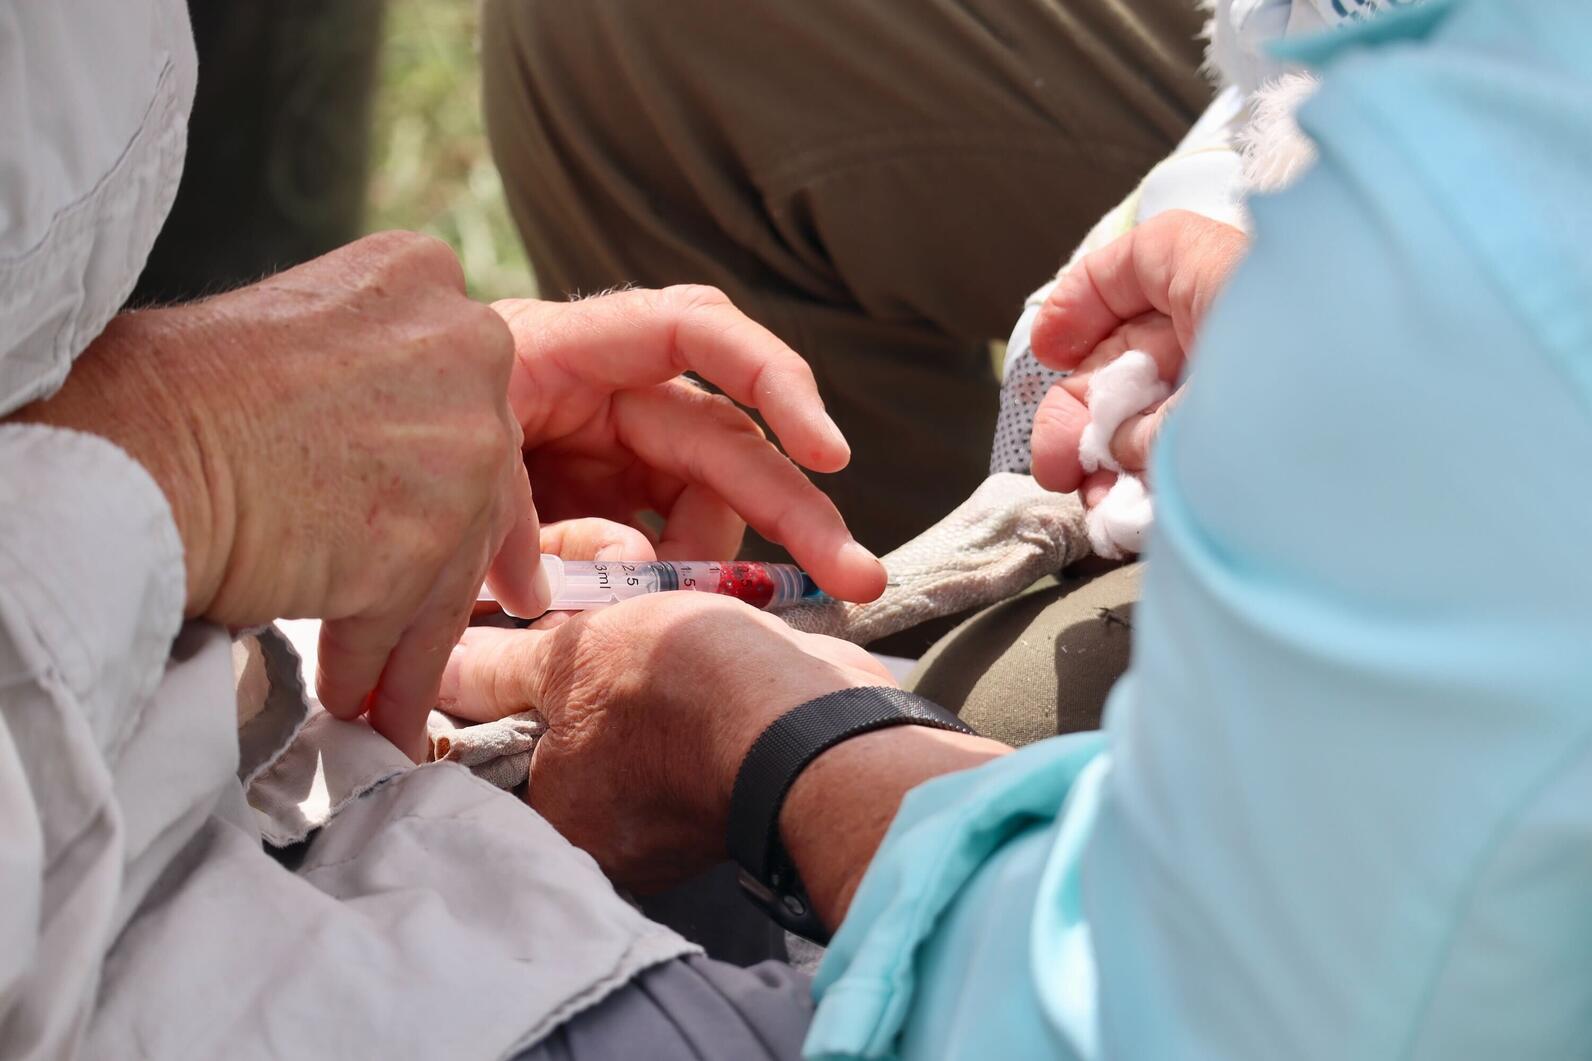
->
<box><xmin>481</xmin><ymin>0</ymin><xmax>1209</xmax><ymax>556</ymax></box>
<box><xmin>910</xmin><ymin>561</ymin><xmax>1141</xmax><ymax>745</ymax></box>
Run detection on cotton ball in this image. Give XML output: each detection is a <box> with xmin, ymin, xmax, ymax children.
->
<box><xmin>1086</xmin><ymin>474</ymin><xmax>1155</xmax><ymax>560</ymax></box>
<box><xmin>1078</xmin><ymin>350</ymin><xmax>1171</xmax><ymax>474</ymax></box>
<box><xmin>1078</xmin><ymin>349</ymin><xmax>1171</xmax><ymax>558</ymax></box>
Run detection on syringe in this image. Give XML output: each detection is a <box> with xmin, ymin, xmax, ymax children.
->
<box><xmin>479</xmin><ymin>556</ymin><xmax>824</xmax><ymax>616</ymax></box>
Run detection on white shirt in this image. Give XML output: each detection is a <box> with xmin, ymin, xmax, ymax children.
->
<box><xmin>0</xmin><ymin>6</ymin><xmax>691</xmax><ymax>1057</ymax></box>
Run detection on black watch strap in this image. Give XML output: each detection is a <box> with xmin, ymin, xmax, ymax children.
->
<box><xmin>727</xmin><ymin>686</ymin><xmax>975</xmax><ymax>942</ymax></box>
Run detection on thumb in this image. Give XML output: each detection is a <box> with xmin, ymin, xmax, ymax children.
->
<box><xmin>541</xmin><ymin>517</ymin><xmax>657</xmax><ymax>562</ymax></box>
<box><xmin>1032</xmin><ymin>211</ymin><xmax>1247</xmax><ymax>370</ymax></box>
<box><xmin>436</xmin><ymin>626</ymin><xmax>550</xmax><ymax>723</ymax></box>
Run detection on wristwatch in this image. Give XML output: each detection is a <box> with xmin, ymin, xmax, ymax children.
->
<box><xmin>726</xmin><ymin>686</ymin><xmax>976</xmax><ymax>943</ymax></box>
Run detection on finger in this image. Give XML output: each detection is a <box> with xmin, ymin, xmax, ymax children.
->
<box><xmin>1081</xmin><ymin>470</ymin><xmax>1118</xmax><ymax>510</ymax></box>
<box><xmin>1032</xmin><ymin>211</ymin><xmax>1247</xmax><ymax>370</ymax></box>
<box><xmin>437</xmin><ymin>625</ymin><xmax>550</xmax><ymax>723</ymax></box>
<box><xmin>484</xmin><ymin>460</ymin><xmax>550</xmax><ymax>620</ymax></box>
<box><xmin>1033</xmin><ymin>224</ymin><xmax>1176</xmax><ymax>371</ymax></box>
<box><xmin>612</xmin><ymin>386</ymin><xmax>886</xmax><ymax>602</ymax></box>
<box><xmin>317</xmin><ymin>612</ymin><xmax>410</xmax><ymax>721</ymax></box>
<box><xmin>654</xmin><ymin>483</ymin><xmax>746</xmax><ymax>562</ymax></box>
<box><xmin>527</xmin><ymin>610</ymin><xmax>575</xmax><ymax>632</ymax></box>
<box><xmin>541</xmin><ymin>518</ymin><xmax>658</xmax><ymax>562</ymax></box>
<box><xmin>1034</xmin><ymin>252</ymin><xmax>1157</xmax><ymax>373</ymax></box>
<box><xmin>501</xmin><ymin>287</ymin><xmax>850</xmax><ymax>474</ymax></box>
<box><xmin>1109</xmin><ymin>386</ymin><xmax>1181</xmax><ymax>473</ymax></box>
<box><xmin>667</xmin><ymin>288</ymin><xmax>850</xmax><ymax>474</ymax></box>
<box><xmin>1030</xmin><ymin>381</ymin><xmax>1092</xmax><ymax>494</ymax></box>
<box><xmin>1058</xmin><ymin>312</ymin><xmax>1184</xmax><ymax>407</ymax></box>
<box><xmin>367</xmin><ymin>534</ymin><xmax>492</xmax><ymax>761</ymax></box>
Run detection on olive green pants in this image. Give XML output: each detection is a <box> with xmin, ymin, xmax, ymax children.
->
<box><xmin>481</xmin><ymin>0</ymin><xmax>1208</xmax><ymax>556</ymax></box>
<box><xmin>910</xmin><ymin>561</ymin><xmax>1141</xmax><ymax>745</ymax></box>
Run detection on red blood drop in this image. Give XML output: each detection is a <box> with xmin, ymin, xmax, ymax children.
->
<box><xmin>718</xmin><ymin>562</ymin><xmax>775</xmax><ymax>608</ymax></box>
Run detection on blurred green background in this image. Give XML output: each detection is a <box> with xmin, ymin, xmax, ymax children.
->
<box><xmin>368</xmin><ymin>0</ymin><xmax>536</xmax><ymax>303</ymax></box>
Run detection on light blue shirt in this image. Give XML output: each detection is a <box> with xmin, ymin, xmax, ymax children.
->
<box><xmin>808</xmin><ymin>1</ymin><xmax>1592</xmax><ymax>1056</ymax></box>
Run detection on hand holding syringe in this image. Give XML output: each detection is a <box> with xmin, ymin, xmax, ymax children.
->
<box><xmin>479</xmin><ymin>556</ymin><xmax>824</xmax><ymax>618</ymax></box>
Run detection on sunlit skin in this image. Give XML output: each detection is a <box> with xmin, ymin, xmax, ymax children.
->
<box><xmin>8</xmin><ymin>235</ymin><xmax>884</xmax><ymax>762</ymax></box>
<box><xmin>444</xmin><ymin>516</ymin><xmax>1006</xmax><ymax>930</ymax></box>
<box><xmin>1028</xmin><ymin>210</ymin><xmax>1249</xmax><ymax>507</ymax></box>
<box><xmin>493</xmin><ymin>286</ymin><xmax>887</xmax><ymax>606</ymax></box>
<box><xmin>425</xmin><ymin>213</ymin><xmax>1257</xmax><ymax>935</ymax></box>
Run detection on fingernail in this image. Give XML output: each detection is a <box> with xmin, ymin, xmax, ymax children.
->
<box><xmin>496</xmin><ymin>560</ymin><xmax>554</xmax><ymax>620</ymax></box>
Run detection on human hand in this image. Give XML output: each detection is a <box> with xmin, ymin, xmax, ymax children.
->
<box><xmin>440</xmin><ymin>593</ymin><xmax>896</xmax><ymax>893</ymax></box>
<box><xmin>17</xmin><ymin>232</ymin><xmax>536</xmax><ymax>760</ymax></box>
<box><xmin>537</xmin><ymin>516</ymin><xmax>657</xmax><ymax>566</ymax></box>
<box><xmin>472</xmin><ymin>515</ymin><xmax>658</xmax><ymax>626</ymax></box>
<box><xmin>493</xmin><ymin>287</ymin><xmax>888</xmax><ymax>604</ymax></box>
<box><xmin>1029</xmin><ymin>211</ymin><xmax>1248</xmax><ymax>504</ymax></box>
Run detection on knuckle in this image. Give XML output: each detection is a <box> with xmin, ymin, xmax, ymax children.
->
<box><xmin>405</xmin><ymin>230</ymin><xmax>462</xmax><ymax>269</ymax></box>
<box><xmin>1031</xmin><ymin>400</ymin><xmax>1068</xmax><ymax>433</ymax></box>
<box><xmin>1167</xmin><ymin>270</ymin><xmax>1200</xmax><ymax>321</ymax></box>
<box><xmin>1033</xmin><ymin>383</ymin><xmax>1082</xmax><ymax>425</ymax></box>
<box><xmin>391</xmin><ymin>231</ymin><xmax>467</xmax><ymax>286</ymax></box>
<box><xmin>500</xmin><ymin>408</ymin><xmax>526</xmax><ymax>453</ymax></box>
<box><xmin>472</xmin><ymin>305</ymin><xmax>517</xmax><ymax>370</ymax></box>
<box><xmin>407</xmin><ymin>523</ymin><xmax>460</xmax><ymax>575</ymax></box>
<box><xmin>350</xmin><ymin>231</ymin><xmax>468</xmax><ymax>301</ymax></box>
<box><xmin>666</xmin><ymin>283</ymin><xmax>730</xmax><ymax>312</ymax></box>
<box><xmin>354</xmin><ymin>229</ymin><xmax>416</xmax><ymax>259</ymax></box>
<box><xmin>430</xmin><ymin>609</ymin><xmax>474</xmax><ymax>657</ymax></box>
<box><xmin>461</xmin><ymin>417</ymin><xmax>514</xmax><ymax>471</ymax></box>
<box><xmin>489</xmin><ymin>498</ymin><xmax>522</xmax><ymax>545</ymax></box>
<box><xmin>368</xmin><ymin>690</ymin><xmax>412</xmax><ymax>733</ymax></box>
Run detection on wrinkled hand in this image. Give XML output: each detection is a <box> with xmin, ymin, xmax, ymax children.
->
<box><xmin>493</xmin><ymin>287</ymin><xmax>887</xmax><ymax>604</ymax></box>
<box><xmin>1029</xmin><ymin>211</ymin><xmax>1248</xmax><ymax>505</ymax></box>
<box><xmin>441</xmin><ymin>593</ymin><xmax>896</xmax><ymax>893</ymax></box>
<box><xmin>17</xmin><ymin>232</ymin><xmax>537</xmax><ymax>759</ymax></box>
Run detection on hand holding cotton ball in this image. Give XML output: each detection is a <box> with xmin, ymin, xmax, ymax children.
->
<box><xmin>1078</xmin><ymin>350</ymin><xmax>1170</xmax><ymax>559</ymax></box>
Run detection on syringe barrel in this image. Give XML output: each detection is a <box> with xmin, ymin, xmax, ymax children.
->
<box><xmin>539</xmin><ymin>557</ymin><xmax>818</xmax><ymax>611</ymax></box>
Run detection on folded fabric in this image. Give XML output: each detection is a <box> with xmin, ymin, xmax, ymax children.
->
<box><xmin>779</xmin><ymin>472</ymin><xmax>1089</xmax><ymax>642</ymax></box>
<box><xmin>428</xmin><ymin>709</ymin><xmax>545</xmax><ymax>791</ymax></box>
